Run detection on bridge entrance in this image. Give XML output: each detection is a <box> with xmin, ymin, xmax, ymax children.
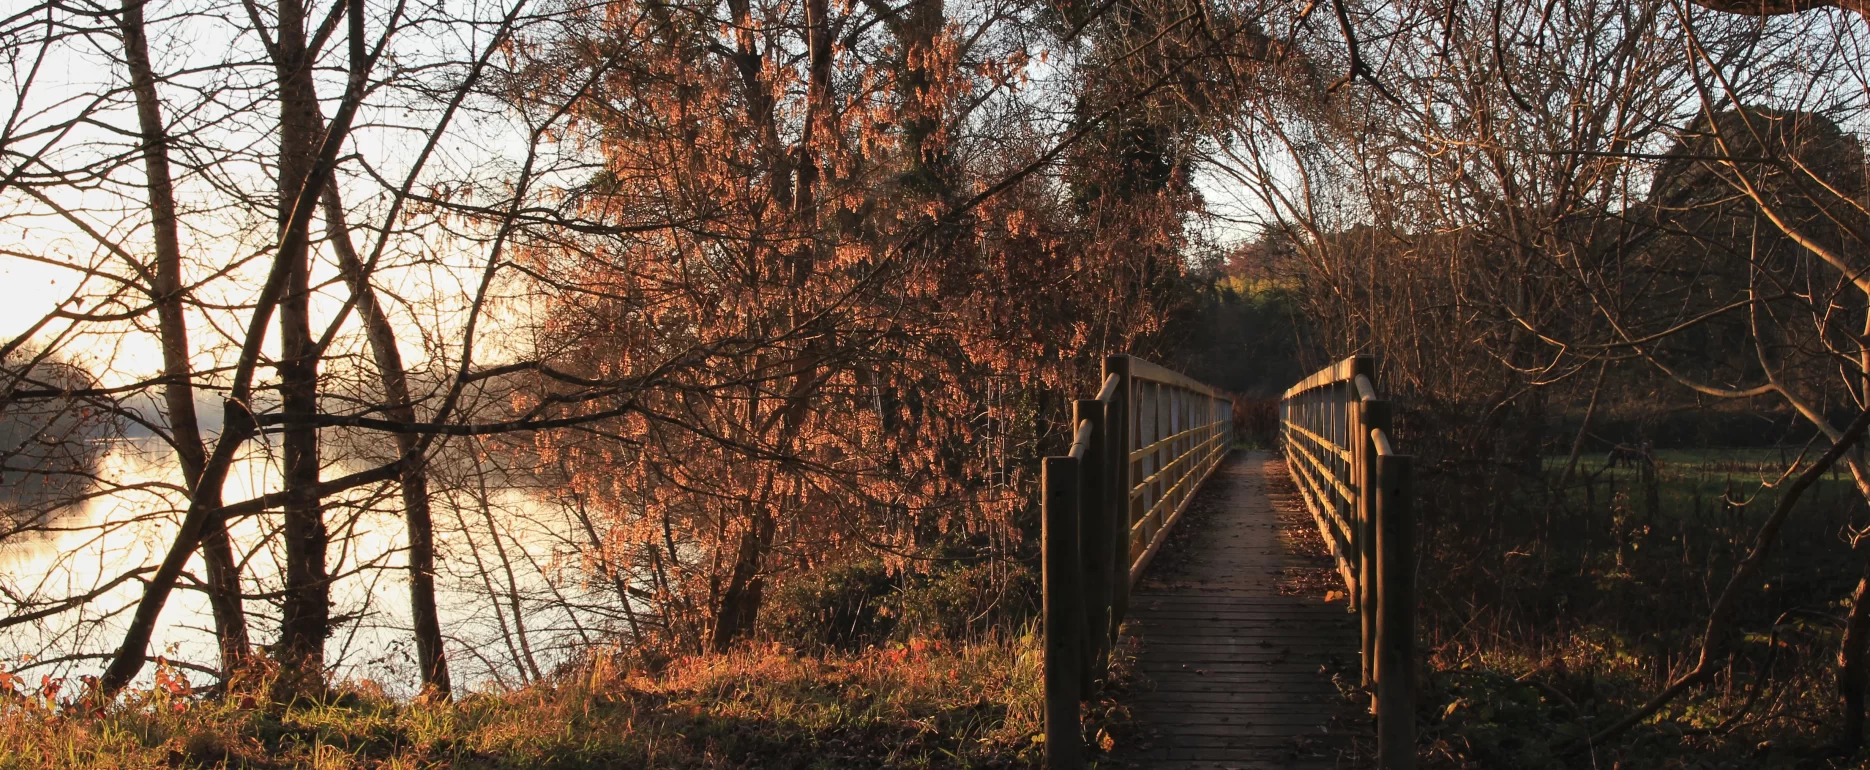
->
<box><xmin>1039</xmin><ymin>355</ymin><xmax>1415</xmax><ymax>769</ymax></box>
<box><xmin>1118</xmin><ymin>451</ymin><xmax>1359</xmax><ymax>768</ymax></box>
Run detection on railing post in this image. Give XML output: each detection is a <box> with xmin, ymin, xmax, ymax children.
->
<box><xmin>1153</xmin><ymin>382</ymin><xmax>1167</xmax><ymax>538</ymax></box>
<box><xmin>1351</xmin><ymin>358</ymin><xmax>1377</xmax><ymax>690</ymax></box>
<box><xmin>1075</xmin><ymin>399</ymin><xmax>1110</xmax><ymax>693</ymax></box>
<box><xmin>1376</xmin><ymin>450</ymin><xmax>1416</xmax><ymax>770</ymax></box>
<box><xmin>1168</xmin><ymin>388</ymin><xmax>1177</xmax><ymax>511</ymax></box>
<box><xmin>1360</xmin><ymin>398</ymin><xmax>1390</xmax><ymax>693</ymax></box>
<box><xmin>1106</xmin><ymin>356</ymin><xmax>1133</xmax><ymax>629</ymax></box>
<box><xmin>1138</xmin><ymin>383</ymin><xmax>1155</xmax><ymax>549</ymax></box>
<box><xmin>1329</xmin><ymin>371</ymin><xmax>1360</xmax><ymax>627</ymax></box>
<box><xmin>1324</xmin><ymin>379</ymin><xmax>1338</xmax><ymax>602</ymax></box>
<box><xmin>1286</xmin><ymin>395</ymin><xmax>1294</xmax><ymax>450</ymax></box>
<box><xmin>1224</xmin><ymin>391</ymin><xmax>1234</xmax><ymax>448</ymax></box>
<box><xmin>1209</xmin><ymin>392</ymin><xmax>1222</xmax><ymax>467</ymax></box>
<box><xmin>1043</xmin><ymin>455</ymin><xmax>1083</xmax><ymax>769</ymax></box>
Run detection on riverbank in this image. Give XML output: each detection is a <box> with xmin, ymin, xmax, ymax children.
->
<box><xmin>0</xmin><ymin>635</ymin><xmax>1050</xmax><ymax>769</ymax></box>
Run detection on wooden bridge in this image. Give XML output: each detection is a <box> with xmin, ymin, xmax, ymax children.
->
<box><xmin>1041</xmin><ymin>355</ymin><xmax>1415</xmax><ymax>769</ymax></box>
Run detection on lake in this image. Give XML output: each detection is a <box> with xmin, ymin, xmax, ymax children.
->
<box><xmin>0</xmin><ymin>435</ymin><xmax>632</xmax><ymax>696</ymax></box>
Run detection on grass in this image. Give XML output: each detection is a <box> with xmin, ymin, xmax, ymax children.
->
<box><xmin>0</xmin><ymin>634</ymin><xmax>1047</xmax><ymax>770</ymax></box>
<box><xmin>1417</xmin><ymin>449</ymin><xmax>1870</xmax><ymax>768</ymax></box>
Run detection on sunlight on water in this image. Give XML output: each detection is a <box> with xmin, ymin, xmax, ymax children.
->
<box><xmin>0</xmin><ymin>437</ymin><xmax>606</xmax><ymax>696</ymax></box>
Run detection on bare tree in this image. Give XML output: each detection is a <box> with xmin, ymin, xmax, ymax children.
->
<box><xmin>0</xmin><ymin>0</ymin><xmax>1246</xmax><ymax>699</ymax></box>
<box><xmin>1203</xmin><ymin>0</ymin><xmax>1870</xmax><ymax>753</ymax></box>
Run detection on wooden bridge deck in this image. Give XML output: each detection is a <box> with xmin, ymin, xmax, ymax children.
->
<box><xmin>1112</xmin><ymin>451</ymin><xmax>1362</xmax><ymax>769</ymax></box>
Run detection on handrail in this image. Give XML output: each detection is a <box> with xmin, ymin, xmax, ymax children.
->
<box><xmin>1041</xmin><ymin>354</ymin><xmax>1232</xmax><ymax>769</ymax></box>
<box><xmin>1280</xmin><ymin>355</ymin><xmax>1416</xmax><ymax>770</ymax></box>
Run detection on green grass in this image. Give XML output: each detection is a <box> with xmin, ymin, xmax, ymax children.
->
<box><xmin>0</xmin><ymin>634</ymin><xmax>1047</xmax><ymax>770</ymax></box>
<box><xmin>1542</xmin><ymin>447</ymin><xmax>1865</xmax><ymax>519</ymax></box>
<box><xmin>1548</xmin><ymin>445</ymin><xmax>1861</xmax><ymax>474</ymax></box>
<box><xmin>1416</xmin><ymin>448</ymin><xmax>1870</xmax><ymax>767</ymax></box>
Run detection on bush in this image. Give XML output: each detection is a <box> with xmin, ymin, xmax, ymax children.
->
<box><xmin>1231</xmin><ymin>394</ymin><xmax>1278</xmax><ymax>449</ymax></box>
<box><xmin>761</xmin><ymin>552</ymin><xmax>1040</xmax><ymax>653</ymax></box>
<box><xmin>898</xmin><ymin>561</ymin><xmax>1037</xmax><ymax>642</ymax></box>
<box><xmin>761</xmin><ymin>559</ymin><xmax>899</xmax><ymax>652</ymax></box>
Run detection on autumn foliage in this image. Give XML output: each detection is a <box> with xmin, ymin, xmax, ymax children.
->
<box><xmin>485</xmin><ymin>0</ymin><xmax>1211</xmax><ymax>655</ymax></box>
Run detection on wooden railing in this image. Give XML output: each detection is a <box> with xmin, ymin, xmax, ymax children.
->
<box><xmin>1040</xmin><ymin>355</ymin><xmax>1232</xmax><ymax>769</ymax></box>
<box><xmin>1281</xmin><ymin>355</ymin><xmax>1417</xmax><ymax>769</ymax></box>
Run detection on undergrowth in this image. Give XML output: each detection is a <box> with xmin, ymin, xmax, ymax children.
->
<box><xmin>0</xmin><ymin>634</ymin><xmax>1046</xmax><ymax>769</ymax></box>
<box><xmin>1416</xmin><ymin>453</ymin><xmax>1868</xmax><ymax>769</ymax></box>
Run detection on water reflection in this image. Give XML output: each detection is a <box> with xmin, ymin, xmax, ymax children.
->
<box><xmin>0</xmin><ymin>436</ymin><xmax>618</xmax><ymax>696</ymax></box>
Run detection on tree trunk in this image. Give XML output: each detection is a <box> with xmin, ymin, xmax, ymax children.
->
<box><xmin>871</xmin><ymin>0</ymin><xmax>951</xmax><ymax>197</ymax></box>
<box><xmin>1847</xmin><ymin>303</ymin><xmax>1870</xmax><ymax>757</ymax></box>
<box><xmin>102</xmin><ymin>0</ymin><xmax>369</xmax><ymax>696</ymax></box>
<box><xmin>321</xmin><ymin>186</ymin><xmax>451</xmax><ymax>697</ymax></box>
<box><xmin>1840</xmin><ymin>568</ymin><xmax>1870</xmax><ymax>756</ymax></box>
<box><xmin>700</xmin><ymin>0</ymin><xmax>836</xmax><ymax>657</ymax></box>
<box><xmin>118</xmin><ymin>0</ymin><xmax>251</xmax><ymax>677</ymax></box>
<box><xmin>273</xmin><ymin>0</ymin><xmax>328</xmax><ymax>691</ymax></box>
<box><xmin>710</xmin><ymin>510</ymin><xmax>775</xmax><ymax>653</ymax></box>
<box><xmin>473</xmin><ymin>456</ymin><xmax>543</xmax><ymax>682</ymax></box>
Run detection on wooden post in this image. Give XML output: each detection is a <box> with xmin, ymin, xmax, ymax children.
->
<box><xmin>1144</xmin><ymin>381</ymin><xmax>1159</xmax><ymax>538</ymax></box>
<box><xmin>1172</xmin><ymin>388</ymin><xmax>1184</xmax><ymax>512</ymax></box>
<box><xmin>1351</xmin><ymin>358</ymin><xmax>1376</xmax><ymax>690</ymax></box>
<box><xmin>1330</xmin><ymin>378</ymin><xmax>1360</xmax><ymax>630</ymax></box>
<box><xmin>1043</xmin><ymin>456</ymin><xmax>1083</xmax><ymax>769</ymax></box>
<box><xmin>1138</xmin><ymin>383</ymin><xmax>1154</xmax><ymax>547</ymax></box>
<box><xmin>1178</xmin><ymin>388</ymin><xmax>1189</xmax><ymax>507</ymax></box>
<box><xmin>1222</xmin><ymin>392</ymin><xmax>1233</xmax><ymax>450</ymax></box>
<box><xmin>1325</xmin><ymin>381</ymin><xmax>1339</xmax><ymax>607</ymax></box>
<box><xmin>1218</xmin><ymin>394</ymin><xmax>1226</xmax><ymax>462</ymax></box>
<box><xmin>1213</xmin><ymin>393</ymin><xmax>1219</xmax><ymax>447</ymax></box>
<box><xmin>1376</xmin><ymin>451</ymin><xmax>1416</xmax><ymax>770</ymax></box>
<box><xmin>1360</xmin><ymin>399</ymin><xmax>1391</xmax><ymax>692</ymax></box>
<box><xmin>1106</xmin><ymin>356</ymin><xmax>1134</xmax><ymax>632</ymax></box>
<box><xmin>1206</xmin><ymin>393</ymin><xmax>1216</xmax><ymax>461</ymax></box>
<box><xmin>1075</xmin><ymin>399</ymin><xmax>1110</xmax><ymax>694</ymax></box>
<box><xmin>1279</xmin><ymin>398</ymin><xmax>1287</xmax><ymax>450</ymax></box>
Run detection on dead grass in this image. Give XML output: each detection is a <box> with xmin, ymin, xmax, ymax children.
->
<box><xmin>0</xmin><ymin>634</ymin><xmax>1045</xmax><ymax>770</ymax></box>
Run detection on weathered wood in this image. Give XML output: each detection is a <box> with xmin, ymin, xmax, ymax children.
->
<box><xmin>1126</xmin><ymin>354</ymin><xmax>1220</xmax><ymax>396</ymax></box>
<box><xmin>1130</xmin><ymin>693</ymin><xmax>1346</xmax><ymax>706</ymax></box>
<box><xmin>1287</xmin><ymin>446</ymin><xmax>1360</xmax><ymax>598</ymax></box>
<box><xmin>1106</xmin><ymin>355</ymin><xmax>1134</xmax><ymax>639</ymax></box>
<box><xmin>1281</xmin><ymin>354</ymin><xmax>1375</xmax><ymax>400</ymax></box>
<box><xmin>1043</xmin><ymin>355</ymin><xmax>1232</xmax><ymax>768</ymax></box>
<box><xmin>1283</xmin><ymin>356</ymin><xmax>1416</xmax><ymax>769</ymax></box>
<box><xmin>1076</xmin><ymin>399</ymin><xmax>1111</xmax><ymax>695</ymax></box>
<box><xmin>1117</xmin><ymin>453</ymin><xmax>1354</xmax><ymax>769</ymax></box>
<box><xmin>1130</xmin><ymin>676</ymin><xmax>1352</xmax><ymax>688</ymax></box>
<box><xmin>1128</xmin><ymin>410</ymin><xmax>1229</xmax><ymax>585</ymax></box>
<box><xmin>1377</xmin><ymin>452</ymin><xmax>1417</xmax><ymax>770</ymax></box>
<box><xmin>1042</xmin><ymin>456</ymin><xmax>1082</xmax><ymax>770</ymax></box>
<box><xmin>1359</xmin><ymin>395</ymin><xmax>1390</xmax><ymax>690</ymax></box>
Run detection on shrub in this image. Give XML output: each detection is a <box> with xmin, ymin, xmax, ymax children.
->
<box><xmin>898</xmin><ymin>560</ymin><xmax>1038</xmax><ymax>642</ymax></box>
<box><xmin>761</xmin><ymin>559</ymin><xmax>899</xmax><ymax>652</ymax></box>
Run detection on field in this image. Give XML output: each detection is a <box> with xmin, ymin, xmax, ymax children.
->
<box><xmin>1418</xmin><ymin>447</ymin><xmax>1869</xmax><ymax>768</ymax></box>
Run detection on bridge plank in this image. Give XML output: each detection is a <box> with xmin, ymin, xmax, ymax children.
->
<box><xmin>1108</xmin><ymin>451</ymin><xmax>1364</xmax><ymax>769</ymax></box>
